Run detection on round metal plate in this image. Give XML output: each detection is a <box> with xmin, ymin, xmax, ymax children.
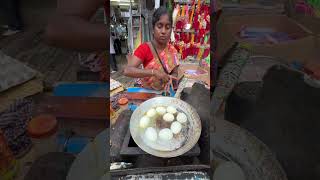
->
<box><xmin>130</xmin><ymin>97</ymin><xmax>202</xmax><ymax>158</ymax></box>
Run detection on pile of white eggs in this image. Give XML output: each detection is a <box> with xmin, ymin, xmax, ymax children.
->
<box><xmin>139</xmin><ymin>106</ymin><xmax>188</xmax><ymax>142</ymax></box>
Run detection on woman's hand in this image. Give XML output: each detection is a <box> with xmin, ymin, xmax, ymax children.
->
<box><xmin>153</xmin><ymin>69</ymin><xmax>170</xmax><ymax>82</ymax></box>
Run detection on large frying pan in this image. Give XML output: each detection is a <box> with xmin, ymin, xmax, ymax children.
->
<box><xmin>130</xmin><ymin>97</ymin><xmax>201</xmax><ymax>158</ymax></box>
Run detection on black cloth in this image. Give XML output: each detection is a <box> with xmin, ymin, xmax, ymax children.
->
<box><xmin>110</xmin><ymin>54</ymin><xmax>118</xmax><ymax>71</ymax></box>
<box><xmin>114</xmin><ymin>39</ymin><xmax>122</xmax><ymax>55</ymax></box>
<box><xmin>0</xmin><ymin>0</ymin><xmax>23</xmax><ymax>30</ymax></box>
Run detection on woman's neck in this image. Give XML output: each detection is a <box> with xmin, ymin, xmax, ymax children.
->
<box><xmin>152</xmin><ymin>40</ymin><xmax>166</xmax><ymax>51</ymax></box>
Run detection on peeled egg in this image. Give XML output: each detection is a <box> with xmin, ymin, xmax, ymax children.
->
<box><xmin>177</xmin><ymin>112</ymin><xmax>187</xmax><ymax>123</ymax></box>
<box><xmin>139</xmin><ymin>116</ymin><xmax>150</xmax><ymax>128</ymax></box>
<box><xmin>146</xmin><ymin>108</ymin><xmax>157</xmax><ymax>118</ymax></box>
<box><xmin>171</xmin><ymin>121</ymin><xmax>182</xmax><ymax>134</ymax></box>
<box><xmin>163</xmin><ymin>113</ymin><xmax>175</xmax><ymax>122</ymax></box>
<box><xmin>145</xmin><ymin>127</ymin><xmax>157</xmax><ymax>141</ymax></box>
<box><xmin>159</xmin><ymin>128</ymin><xmax>173</xmax><ymax>141</ymax></box>
<box><xmin>167</xmin><ymin>106</ymin><xmax>177</xmax><ymax>114</ymax></box>
<box><xmin>156</xmin><ymin>106</ymin><xmax>166</xmax><ymax>115</ymax></box>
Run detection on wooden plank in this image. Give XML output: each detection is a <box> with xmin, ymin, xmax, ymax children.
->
<box><xmin>22</xmin><ymin>42</ymin><xmax>55</xmax><ymax>70</ymax></box>
<box><xmin>77</xmin><ymin>66</ymin><xmax>101</xmax><ymax>81</ymax></box>
<box><xmin>15</xmin><ymin>44</ymin><xmax>46</xmax><ymax>64</ymax></box>
<box><xmin>0</xmin><ymin>6</ymin><xmax>79</xmax><ymax>89</ymax></box>
<box><xmin>34</xmin><ymin>96</ymin><xmax>107</xmax><ymax>120</ymax></box>
<box><xmin>43</xmin><ymin>51</ymin><xmax>75</xmax><ymax>89</ymax></box>
<box><xmin>61</xmin><ymin>54</ymin><xmax>80</xmax><ymax>82</ymax></box>
<box><xmin>31</xmin><ymin>94</ymin><xmax>107</xmax><ymax>138</ymax></box>
<box><xmin>110</xmin><ymin>110</ymin><xmax>132</xmax><ymax>160</ymax></box>
<box><xmin>58</xmin><ymin>117</ymin><xmax>106</xmax><ymax>138</ymax></box>
<box><xmin>0</xmin><ymin>28</ymin><xmax>78</xmax><ymax>88</ymax></box>
<box><xmin>125</xmin><ymin>92</ymin><xmax>157</xmax><ymax>100</ymax></box>
<box><xmin>1</xmin><ymin>28</ymin><xmax>42</xmax><ymax>57</ymax></box>
<box><xmin>24</xmin><ymin>44</ymin><xmax>53</xmax><ymax>70</ymax></box>
<box><xmin>55</xmin><ymin>53</ymin><xmax>77</xmax><ymax>81</ymax></box>
<box><xmin>0</xmin><ymin>26</ymin><xmax>79</xmax><ymax>89</ymax></box>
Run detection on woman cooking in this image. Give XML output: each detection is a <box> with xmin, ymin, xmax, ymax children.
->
<box><xmin>124</xmin><ymin>7</ymin><xmax>180</xmax><ymax>92</ymax></box>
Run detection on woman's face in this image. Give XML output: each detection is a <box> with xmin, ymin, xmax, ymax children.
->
<box><xmin>153</xmin><ymin>14</ymin><xmax>172</xmax><ymax>45</ymax></box>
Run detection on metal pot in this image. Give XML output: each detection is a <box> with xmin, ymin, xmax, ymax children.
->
<box><xmin>130</xmin><ymin>97</ymin><xmax>201</xmax><ymax>158</ymax></box>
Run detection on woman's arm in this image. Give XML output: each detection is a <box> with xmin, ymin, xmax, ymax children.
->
<box><xmin>123</xmin><ymin>56</ymin><xmax>154</xmax><ymax>78</ymax></box>
<box><xmin>123</xmin><ymin>56</ymin><xmax>169</xmax><ymax>81</ymax></box>
<box><xmin>44</xmin><ymin>0</ymin><xmax>107</xmax><ymax>51</ymax></box>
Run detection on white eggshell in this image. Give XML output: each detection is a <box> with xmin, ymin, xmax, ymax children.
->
<box><xmin>139</xmin><ymin>116</ymin><xmax>150</xmax><ymax>128</ymax></box>
<box><xmin>146</xmin><ymin>108</ymin><xmax>157</xmax><ymax>118</ymax></box>
<box><xmin>176</xmin><ymin>112</ymin><xmax>187</xmax><ymax>123</ymax></box>
<box><xmin>166</xmin><ymin>106</ymin><xmax>177</xmax><ymax>114</ymax></box>
<box><xmin>171</xmin><ymin>121</ymin><xmax>182</xmax><ymax>134</ymax></box>
<box><xmin>163</xmin><ymin>113</ymin><xmax>175</xmax><ymax>122</ymax></box>
<box><xmin>159</xmin><ymin>128</ymin><xmax>173</xmax><ymax>141</ymax></box>
<box><xmin>145</xmin><ymin>127</ymin><xmax>157</xmax><ymax>141</ymax></box>
<box><xmin>156</xmin><ymin>106</ymin><xmax>166</xmax><ymax>115</ymax></box>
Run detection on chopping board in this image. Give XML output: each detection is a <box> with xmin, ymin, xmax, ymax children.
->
<box><xmin>35</xmin><ymin>96</ymin><xmax>107</xmax><ymax>121</ymax></box>
<box><xmin>34</xmin><ymin>96</ymin><xmax>108</xmax><ymax>136</ymax></box>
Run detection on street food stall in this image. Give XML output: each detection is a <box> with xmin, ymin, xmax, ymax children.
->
<box><xmin>109</xmin><ymin>81</ymin><xmax>211</xmax><ymax>179</ymax></box>
<box><xmin>108</xmin><ymin>0</ymin><xmax>211</xmax><ymax>178</ymax></box>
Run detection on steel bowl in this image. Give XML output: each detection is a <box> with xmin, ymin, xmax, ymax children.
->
<box><xmin>130</xmin><ymin>97</ymin><xmax>201</xmax><ymax>158</ymax></box>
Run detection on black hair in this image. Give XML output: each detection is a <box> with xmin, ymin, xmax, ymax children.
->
<box><xmin>152</xmin><ymin>7</ymin><xmax>173</xmax><ymax>28</ymax></box>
